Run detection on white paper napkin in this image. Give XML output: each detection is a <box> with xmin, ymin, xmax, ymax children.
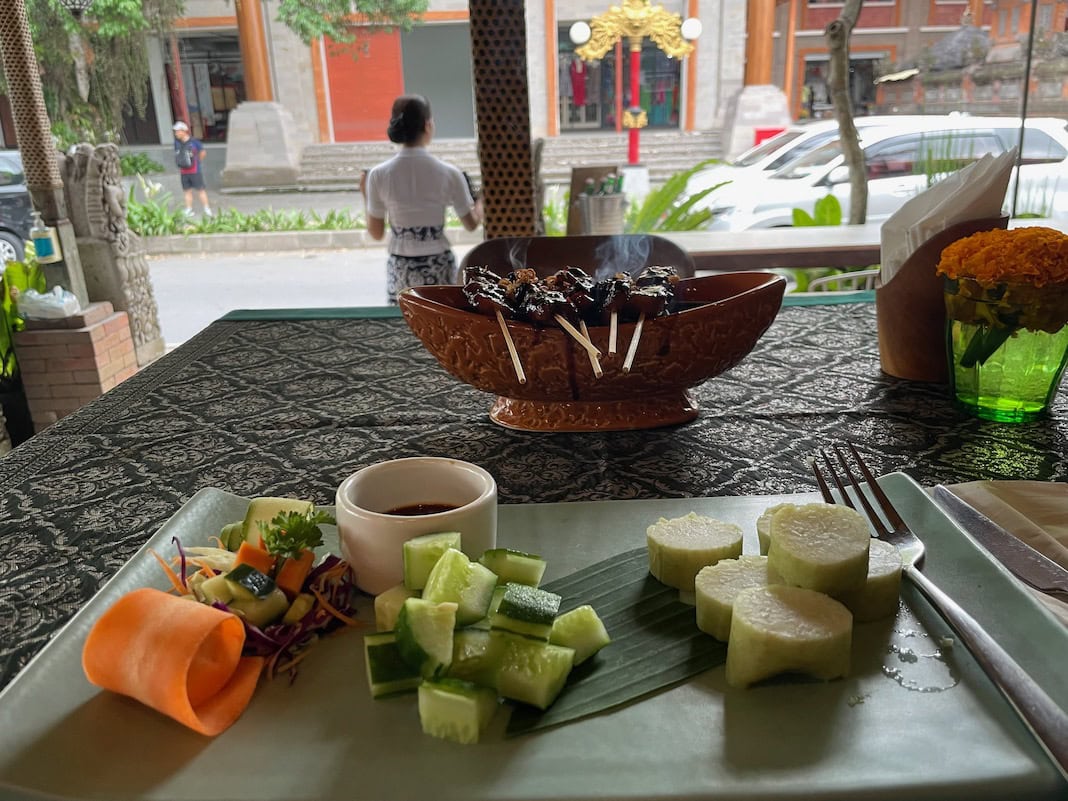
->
<box><xmin>879</xmin><ymin>149</ymin><xmax>1017</xmax><ymax>286</ymax></box>
<box><xmin>948</xmin><ymin>480</ymin><xmax>1068</xmax><ymax>626</ymax></box>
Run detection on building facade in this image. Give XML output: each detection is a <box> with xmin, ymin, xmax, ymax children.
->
<box><xmin>2</xmin><ymin>0</ymin><xmax>1064</xmax><ymax>150</ymax></box>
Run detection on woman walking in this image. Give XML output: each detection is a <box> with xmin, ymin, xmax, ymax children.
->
<box><xmin>362</xmin><ymin>95</ymin><xmax>483</xmax><ymax>303</ymax></box>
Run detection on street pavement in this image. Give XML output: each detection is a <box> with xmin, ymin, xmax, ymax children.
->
<box><xmin>148</xmin><ymin>243</ymin><xmax>475</xmax><ymax>348</ymax></box>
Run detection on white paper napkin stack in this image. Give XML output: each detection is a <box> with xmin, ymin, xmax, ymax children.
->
<box><xmin>879</xmin><ymin>149</ymin><xmax>1017</xmax><ymax>286</ymax></box>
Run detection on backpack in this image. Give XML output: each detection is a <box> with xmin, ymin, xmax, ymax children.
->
<box><xmin>175</xmin><ymin>140</ymin><xmax>195</xmax><ymax>170</ymax></box>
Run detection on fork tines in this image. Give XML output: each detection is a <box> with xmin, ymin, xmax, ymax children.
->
<box><xmin>811</xmin><ymin>442</ymin><xmax>904</xmax><ymax>538</ymax></box>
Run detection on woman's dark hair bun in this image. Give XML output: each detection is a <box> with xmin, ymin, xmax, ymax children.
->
<box><xmin>387</xmin><ymin>95</ymin><xmax>432</xmax><ymax>145</ymax></box>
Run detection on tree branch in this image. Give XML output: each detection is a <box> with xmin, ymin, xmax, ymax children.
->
<box><xmin>825</xmin><ymin>0</ymin><xmax>866</xmax><ymax>225</ymax></box>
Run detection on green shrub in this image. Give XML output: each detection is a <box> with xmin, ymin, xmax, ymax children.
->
<box><xmin>120</xmin><ymin>153</ymin><xmax>165</xmax><ymax>176</ymax></box>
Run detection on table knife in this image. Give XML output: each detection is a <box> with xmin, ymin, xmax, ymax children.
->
<box><xmin>932</xmin><ymin>485</ymin><xmax>1068</xmax><ymax>601</ymax></box>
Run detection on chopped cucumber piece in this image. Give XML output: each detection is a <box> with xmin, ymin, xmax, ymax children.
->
<box><xmin>365</xmin><ymin>632</ymin><xmax>422</xmax><ymax>698</ymax></box>
<box><xmin>229</xmin><ymin>587</ymin><xmax>290</xmax><ymax>628</ymax></box>
<box><xmin>478</xmin><ymin>548</ymin><xmax>547</xmax><ymax>587</ymax></box>
<box><xmin>490</xmin><ymin>582</ymin><xmax>561</xmax><ymax>641</ymax></box>
<box><xmin>490</xmin><ymin>631</ymin><xmax>574</xmax><ymax>710</ymax></box>
<box><xmin>198</xmin><ymin>573</ymin><xmax>233</xmax><ymax>605</ymax></box>
<box><xmin>219</xmin><ymin>521</ymin><xmax>245</xmax><ymax>552</ymax></box>
<box><xmin>448</xmin><ymin>627</ymin><xmax>498</xmax><ymax>686</ymax></box>
<box><xmin>375</xmin><ymin>583</ymin><xmax>420</xmax><ymax>632</ymax></box>
<box><xmin>242</xmin><ymin>497</ymin><xmax>313</xmax><ymax>548</ymax></box>
<box><xmin>468</xmin><ymin>586</ymin><xmax>507</xmax><ymax>631</ymax></box>
<box><xmin>395</xmin><ymin>598</ymin><xmax>457</xmax><ymax>678</ymax></box>
<box><xmin>549</xmin><ymin>605</ymin><xmax>611</xmax><ymax>665</ymax></box>
<box><xmin>403</xmin><ymin>532</ymin><xmax>462</xmax><ymax>591</ymax></box>
<box><xmin>282</xmin><ymin>592</ymin><xmax>315</xmax><ymax>625</ymax></box>
<box><xmin>418</xmin><ymin>678</ymin><xmax>498</xmax><ymax>744</ymax></box>
<box><xmin>225</xmin><ymin>563</ymin><xmax>276</xmax><ymax>600</ymax></box>
<box><xmin>423</xmin><ymin>548</ymin><xmax>499</xmax><ymax>626</ymax></box>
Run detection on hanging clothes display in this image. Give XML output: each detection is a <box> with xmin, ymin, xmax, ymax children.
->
<box><xmin>570</xmin><ymin>56</ymin><xmax>587</xmax><ymax>107</ymax></box>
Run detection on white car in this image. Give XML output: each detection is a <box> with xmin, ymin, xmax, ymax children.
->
<box><xmin>686</xmin><ymin>115</ymin><xmax>938</xmax><ymax>198</ymax></box>
<box><xmin>698</xmin><ymin>116</ymin><xmax>1068</xmax><ymax>231</ymax></box>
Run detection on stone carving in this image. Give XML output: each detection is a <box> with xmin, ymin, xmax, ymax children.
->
<box><xmin>61</xmin><ymin>143</ymin><xmax>165</xmax><ymax>367</ymax></box>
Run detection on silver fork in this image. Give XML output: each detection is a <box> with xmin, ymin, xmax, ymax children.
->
<box><xmin>813</xmin><ymin>443</ymin><xmax>1068</xmax><ymax>781</ymax></box>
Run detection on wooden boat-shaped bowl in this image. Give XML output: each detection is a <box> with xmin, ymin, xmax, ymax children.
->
<box><xmin>398</xmin><ymin>272</ymin><xmax>787</xmax><ymax>432</ymax></box>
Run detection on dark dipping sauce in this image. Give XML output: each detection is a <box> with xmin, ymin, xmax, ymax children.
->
<box><xmin>386</xmin><ymin>502</ymin><xmax>459</xmax><ymax>516</ymax></box>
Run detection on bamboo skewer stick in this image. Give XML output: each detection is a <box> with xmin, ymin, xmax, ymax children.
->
<box><xmin>609</xmin><ymin>311</ymin><xmax>619</xmax><ymax>355</ymax></box>
<box><xmin>622</xmin><ymin>312</ymin><xmax>645</xmax><ymax>373</ymax></box>
<box><xmin>579</xmin><ymin>320</ymin><xmax>603</xmax><ymax>378</ymax></box>
<box><xmin>554</xmin><ymin>315</ymin><xmax>604</xmax><ymax>378</ymax></box>
<box><xmin>496</xmin><ymin>310</ymin><xmax>526</xmax><ymax>384</ymax></box>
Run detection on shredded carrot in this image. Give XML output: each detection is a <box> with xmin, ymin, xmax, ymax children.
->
<box><xmin>310</xmin><ymin>585</ymin><xmax>361</xmax><ymax>627</ymax></box>
<box><xmin>150</xmin><ymin>548</ymin><xmax>187</xmax><ymax>594</ymax></box>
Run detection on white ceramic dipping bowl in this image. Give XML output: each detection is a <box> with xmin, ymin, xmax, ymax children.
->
<box><xmin>335</xmin><ymin>457</ymin><xmax>498</xmax><ymax>595</ymax></box>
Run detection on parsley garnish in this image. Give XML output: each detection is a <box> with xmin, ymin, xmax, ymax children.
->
<box><xmin>259</xmin><ymin>508</ymin><xmax>336</xmax><ymax>560</ymax></box>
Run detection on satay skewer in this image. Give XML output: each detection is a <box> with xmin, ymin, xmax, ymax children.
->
<box><xmin>609</xmin><ymin>311</ymin><xmax>619</xmax><ymax>355</ymax></box>
<box><xmin>579</xmin><ymin>320</ymin><xmax>604</xmax><ymax>378</ymax></box>
<box><xmin>495</xmin><ymin>310</ymin><xmax>526</xmax><ymax>384</ymax></box>
<box><xmin>622</xmin><ymin>312</ymin><xmax>645</xmax><ymax>373</ymax></box>
<box><xmin>554</xmin><ymin>315</ymin><xmax>604</xmax><ymax>378</ymax></box>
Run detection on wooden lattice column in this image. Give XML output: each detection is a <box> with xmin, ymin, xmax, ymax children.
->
<box><xmin>468</xmin><ymin>0</ymin><xmax>538</xmax><ymax>238</ymax></box>
<box><xmin>0</xmin><ymin>0</ymin><xmax>89</xmax><ymax>304</ymax></box>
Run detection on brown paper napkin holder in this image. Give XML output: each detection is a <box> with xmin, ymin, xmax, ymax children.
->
<box><xmin>876</xmin><ymin>215</ymin><xmax>1009</xmax><ymax>383</ymax></box>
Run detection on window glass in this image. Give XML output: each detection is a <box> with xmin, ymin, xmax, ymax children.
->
<box><xmin>773</xmin><ymin>139</ymin><xmax>843</xmax><ymax>179</ymax></box>
<box><xmin>864</xmin><ymin>135</ymin><xmax>922</xmax><ymax>179</ymax></box>
<box><xmin>732</xmin><ymin>130</ymin><xmax>805</xmax><ymax>167</ymax></box>
<box><xmin>994</xmin><ymin>127</ymin><xmax>1068</xmax><ymax>163</ymax></box>
<box><xmin>764</xmin><ymin>130</ymin><xmax>839</xmax><ymax>170</ymax></box>
<box><xmin>0</xmin><ymin>155</ymin><xmax>23</xmax><ymax>187</ymax></box>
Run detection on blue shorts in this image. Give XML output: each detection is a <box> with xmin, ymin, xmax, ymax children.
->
<box><xmin>180</xmin><ymin>172</ymin><xmax>205</xmax><ymax>191</ymax></box>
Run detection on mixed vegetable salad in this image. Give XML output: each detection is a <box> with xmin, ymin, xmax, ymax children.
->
<box><xmin>152</xmin><ymin>497</ymin><xmax>360</xmax><ymax>680</ymax></box>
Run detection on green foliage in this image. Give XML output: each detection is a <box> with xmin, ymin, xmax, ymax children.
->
<box><xmin>541</xmin><ymin>194</ymin><xmax>569</xmax><ymax>236</ymax></box>
<box><xmin>125</xmin><ymin>183</ymin><xmax>365</xmax><ymax>237</ymax></box>
<box><xmin>276</xmin><ymin>0</ymin><xmax>428</xmax><ymax>45</ymax></box>
<box><xmin>788</xmin><ymin>194</ymin><xmax>844</xmax><ymax>292</ymax></box>
<box><xmin>0</xmin><ymin>249</ymin><xmax>47</xmax><ymax>384</ymax></box>
<box><xmin>791</xmin><ymin>194</ymin><xmax>843</xmax><ymax>227</ymax></box>
<box><xmin>120</xmin><ymin>153</ymin><xmax>165</xmax><ymax>176</ymax></box>
<box><xmin>624</xmin><ymin>159</ymin><xmax>721</xmax><ymax>233</ymax></box>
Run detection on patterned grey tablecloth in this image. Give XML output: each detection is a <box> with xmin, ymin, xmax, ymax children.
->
<box><xmin>1</xmin><ymin>301</ymin><xmax>1066</xmax><ymax>690</ymax></box>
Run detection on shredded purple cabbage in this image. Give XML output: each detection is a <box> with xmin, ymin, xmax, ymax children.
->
<box><xmin>171</xmin><ymin>536</ymin><xmax>189</xmax><ymax>590</ymax></box>
<box><xmin>181</xmin><ymin>542</ymin><xmax>358</xmax><ymax>678</ymax></box>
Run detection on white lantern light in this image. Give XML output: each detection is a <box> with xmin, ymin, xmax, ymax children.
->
<box><xmin>681</xmin><ymin>17</ymin><xmax>703</xmax><ymax>41</ymax></box>
<box><xmin>569</xmin><ymin>21</ymin><xmax>592</xmax><ymax>45</ymax></box>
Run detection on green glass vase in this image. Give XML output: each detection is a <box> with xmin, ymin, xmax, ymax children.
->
<box><xmin>944</xmin><ymin>278</ymin><xmax>1068</xmax><ymax>423</ymax></box>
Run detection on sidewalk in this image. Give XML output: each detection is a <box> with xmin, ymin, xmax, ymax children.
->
<box><xmin>148</xmin><ymin>243</ymin><xmax>476</xmax><ymax>347</ymax></box>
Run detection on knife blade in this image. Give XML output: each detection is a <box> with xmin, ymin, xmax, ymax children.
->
<box><xmin>932</xmin><ymin>485</ymin><xmax>1068</xmax><ymax>599</ymax></box>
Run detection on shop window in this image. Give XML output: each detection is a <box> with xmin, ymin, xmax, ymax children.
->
<box><xmin>557</xmin><ymin>26</ymin><xmax>680</xmax><ymax>132</ymax></box>
<box><xmin>165</xmin><ymin>33</ymin><xmax>245</xmax><ymax>143</ymax></box>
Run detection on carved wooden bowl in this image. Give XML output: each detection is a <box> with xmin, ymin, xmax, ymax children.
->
<box><xmin>398</xmin><ymin>272</ymin><xmax>787</xmax><ymax>432</ymax></box>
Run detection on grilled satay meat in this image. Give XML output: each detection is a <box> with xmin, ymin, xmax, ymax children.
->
<box><xmin>462</xmin><ymin>265</ymin><xmax>506</xmax><ymax>287</ymax></box>
<box><xmin>549</xmin><ymin>267</ymin><xmax>598</xmax><ymax>319</ymax></box>
<box><xmin>514</xmin><ymin>281</ymin><xmax>576</xmax><ymax>325</ymax></box>
<box><xmin>634</xmin><ymin>265</ymin><xmax>680</xmax><ymax>289</ymax></box>
<box><xmin>592</xmin><ymin>273</ymin><xmax>632</xmax><ymax>325</ymax></box>
<box><xmin>463</xmin><ymin>277</ymin><xmax>514</xmax><ymax>318</ymax></box>
<box><xmin>626</xmin><ymin>283</ymin><xmax>674</xmax><ymax>318</ymax></box>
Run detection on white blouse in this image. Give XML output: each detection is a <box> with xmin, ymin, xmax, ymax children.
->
<box><xmin>366</xmin><ymin>147</ymin><xmax>475</xmax><ymax>257</ymax></box>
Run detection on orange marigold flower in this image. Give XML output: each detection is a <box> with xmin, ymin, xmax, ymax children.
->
<box><xmin>936</xmin><ymin>226</ymin><xmax>1068</xmax><ymax>288</ymax></box>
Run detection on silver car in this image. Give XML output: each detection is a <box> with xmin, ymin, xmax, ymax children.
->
<box><xmin>698</xmin><ymin>116</ymin><xmax>1068</xmax><ymax>231</ymax></box>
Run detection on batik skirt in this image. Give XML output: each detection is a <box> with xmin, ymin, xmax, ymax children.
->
<box><xmin>386</xmin><ymin>250</ymin><xmax>459</xmax><ymax>304</ymax></box>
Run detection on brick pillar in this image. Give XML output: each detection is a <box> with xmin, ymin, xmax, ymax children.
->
<box><xmin>13</xmin><ymin>302</ymin><xmax>138</xmax><ymax>430</ymax></box>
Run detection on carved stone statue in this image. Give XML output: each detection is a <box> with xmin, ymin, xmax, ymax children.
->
<box><xmin>60</xmin><ymin>143</ymin><xmax>165</xmax><ymax>367</ymax></box>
